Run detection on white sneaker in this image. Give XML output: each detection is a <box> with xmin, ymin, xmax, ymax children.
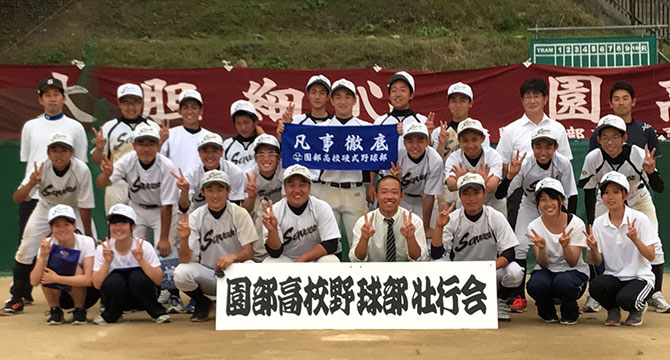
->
<box><xmin>648</xmin><ymin>291</ymin><xmax>670</xmax><ymax>313</ymax></box>
<box><xmin>498</xmin><ymin>298</ymin><xmax>511</xmax><ymax>322</ymax></box>
<box><xmin>584</xmin><ymin>295</ymin><xmax>601</xmax><ymax>313</ymax></box>
<box><xmin>167</xmin><ymin>295</ymin><xmax>184</xmax><ymax>314</ymax></box>
<box><xmin>158</xmin><ymin>289</ymin><xmax>170</xmax><ymax>304</ymax></box>
<box><xmin>94</xmin><ymin>314</ymin><xmax>122</xmax><ymax>325</ymax></box>
<box><xmin>153</xmin><ymin>314</ymin><xmax>171</xmax><ymax>324</ymax></box>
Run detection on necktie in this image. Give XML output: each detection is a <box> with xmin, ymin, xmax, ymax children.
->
<box><xmin>384</xmin><ymin>218</ymin><xmax>396</xmax><ymax>262</ymax></box>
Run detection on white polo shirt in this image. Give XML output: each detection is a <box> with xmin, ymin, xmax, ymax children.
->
<box><xmin>93</xmin><ymin>237</ymin><xmax>161</xmax><ymax>272</ymax></box>
<box><xmin>527</xmin><ymin>215</ymin><xmax>589</xmax><ymax>276</ymax></box>
<box><xmin>496</xmin><ymin>113</ymin><xmax>573</xmax><ymax>164</ymax></box>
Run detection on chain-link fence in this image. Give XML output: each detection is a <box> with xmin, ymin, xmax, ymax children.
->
<box><xmin>0</xmin><ymin>0</ymin><xmax>73</xmax><ymax>48</ymax></box>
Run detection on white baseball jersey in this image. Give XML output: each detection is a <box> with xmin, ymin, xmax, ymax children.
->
<box><xmin>318</xmin><ymin>117</ymin><xmax>371</xmax><ymax>183</ymax></box>
<box><xmin>374</xmin><ymin>110</ymin><xmax>428</xmax><ymax>150</ymax></box>
<box><xmin>507</xmin><ymin>152</ymin><xmax>577</xmax><ymax>208</ymax></box>
<box><xmin>21</xmin><ymin>158</ymin><xmax>94</xmax><ymax>208</ymax></box>
<box><xmin>96</xmin><ymin>117</ymin><xmax>161</xmax><ymax>161</ymax></box>
<box><xmin>394</xmin><ymin>146</ymin><xmax>443</xmax><ymax>196</ymax></box>
<box><xmin>496</xmin><ymin>114</ymin><xmax>573</xmax><ymax>163</ymax></box>
<box><xmin>187</xmin><ymin>201</ymin><xmax>258</xmax><ymax>269</ymax></box>
<box><xmin>527</xmin><ymin>215</ymin><xmax>589</xmax><ymax>276</ymax></box>
<box><xmin>223</xmin><ymin>135</ymin><xmax>258</xmax><ymax>173</ymax></box>
<box><xmin>37</xmin><ymin>233</ymin><xmax>97</xmax><ymax>265</ymax></box>
<box><xmin>440</xmin><ymin>205</ymin><xmax>518</xmax><ymax>261</ymax></box>
<box><xmin>263</xmin><ymin>196</ymin><xmax>341</xmax><ymax>260</ymax></box>
<box><xmin>246</xmin><ymin>163</ymin><xmax>284</xmax><ymax>204</ymax></box>
<box><xmin>445</xmin><ymin>146</ymin><xmax>503</xmax><ymax>205</ymax></box>
<box><xmin>21</xmin><ymin>114</ymin><xmax>88</xmax><ymax>199</ymax></box>
<box><xmin>592</xmin><ymin>207</ymin><xmax>659</xmax><ymax>285</ymax></box>
<box><xmin>292</xmin><ymin>113</ymin><xmax>334</xmax><ymax>180</ymax></box>
<box><xmin>160</xmin><ymin>126</ymin><xmax>214</xmax><ymax>171</ymax></box>
<box><xmin>578</xmin><ymin>144</ymin><xmax>652</xmax><ymax>208</ymax></box>
<box><xmin>184</xmin><ymin>159</ymin><xmax>247</xmax><ymax>211</ymax></box>
<box><xmin>93</xmin><ymin>237</ymin><xmax>161</xmax><ymax>272</ymax></box>
<box><xmin>110</xmin><ymin>152</ymin><xmax>179</xmax><ymax>206</ymax></box>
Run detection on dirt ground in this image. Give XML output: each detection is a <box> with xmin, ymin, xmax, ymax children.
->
<box><xmin>1</xmin><ymin>276</ymin><xmax>669</xmax><ymax>360</ymax></box>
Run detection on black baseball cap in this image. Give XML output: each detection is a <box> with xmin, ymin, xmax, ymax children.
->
<box><xmin>38</xmin><ymin>77</ymin><xmax>65</xmax><ymax>95</ymax></box>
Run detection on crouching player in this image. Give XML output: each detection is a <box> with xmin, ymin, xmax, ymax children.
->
<box><xmin>431</xmin><ymin>173</ymin><xmax>523</xmax><ymax>321</ymax></box>
<box><xmin>586</xmin><ymin>171</ymin><xmax>659</xmax><ymax>326</ymax></box>
<box><xmin>174</xmin><ymin>170</ymin><xmax>257</xmax><ymax>322</ymax></box>
<box><xmin>29</xmin><ymin>205</ymin><xmax>99</xmax><ymax>324</ymax></box>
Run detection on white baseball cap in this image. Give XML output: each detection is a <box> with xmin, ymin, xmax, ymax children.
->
<box><xmin>230</xmin><ymin>100</ymin><xmax>258</xmax><ymax>119</ymax></box>
<box><xmin>306</xmin><ymin>75</ymin><xmax>332</xmax><ymax>94</ymax></box>
<box><xmin>457</xmin><ymin>172</ymin><xmax>486</xmax><ymax>192</ymax></box>
<box><xmin>201</xmin><ymin>169</ymin><xmax>230</xmax><ymax>189</ymax></box>
<box><xmin>283</xmin><ymin>164</ymin><xmax>311</xmax><ymax>183</ymax></box>
<box><xmin>197</xmin><ymin>133</ymin><xmax>224</xmax><ymax>149</ymax></box>
<box><xmin>388</xmin><ymin>71</ymin><xmax>415</xmax><ymax>93</ymax></box>
<box><xmin>596</xmin><ymin>114</ymin><xmax>626</xmax><ymax>134</ymax></box>
<box><xmin>534</xmin><ymin>177</ymin><xmax>565</xmax><ymax>197</ymax></box>
<box><xmin>331</xmin><ymin>78</ymin><xmax>356</xmax><ymax>96</ymax></box>
<box><xmin>404</xmin><ymin>122</ymin><xmax>428</xmax><ymax>138</ymax></box>
<box><xmin>456</xmin><ymin>118</ymin><xmax>485</xmax><ymax>136</ymax></box>
<box><xmin>48</xmin><ymin>204</ymin><xmax>76</xmax><ymax>225</ymax></box>
<box><xmin>117</xmin><ymin>83</ymin><xmax>143</xmax><ymax>99</ymax></box>
<box><xmin>599</xmin><ymin>171</ymin><xmax>630</xmax><ymax>192</ymax></box>
<box><xmin>47</xmin><ymin>132</ymin><xmax>74</xmax><ymax>149</ymax></box>
<box><xmin>133</xmin><ymin>122</ymin><xmax>160</xmax><ymax>142</ymax></box>
<box><xmin>178</xmin><ymin>89</ymin><xmax>203</xmax><ymax>105</ymax></box>
<box><xmin>531</xmin><ymin>127</ymin><xmax>558</xmax><ymax>145</ymax></box>
<box><xmin>254</xmin><ymin>133</ymin><xmax>280</xmax><ymax>152</ymax></box>
<box><xmin>107</xmin><ymin>203</ymin><xmax>137</xmax><ymax>223</ymax></box>
<box><xmin>448</xmin><ymin>82</ymin><xmax>473</xmax><ymax>100</ymax></box>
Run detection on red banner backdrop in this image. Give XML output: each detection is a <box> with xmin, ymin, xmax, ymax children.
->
<box><xmin>2</xmin><ymin>63</ymin><xmax>670</xmax><ymax>141</ymax></box>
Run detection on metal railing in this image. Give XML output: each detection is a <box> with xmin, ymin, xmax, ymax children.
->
<box><xmin>606</xmin><ymin>0</ymin><xmax>670</xmax><ymax>40</ymax></box>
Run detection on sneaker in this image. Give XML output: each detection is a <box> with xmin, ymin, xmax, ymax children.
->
<box><xmin>47</xmin><ymin>307</ymin><xmax>63</xmax><ymax>325</ymax></box>
<box><xmin>604</xmin><ymin>307</ymin><xmax>621</xmax><ymax>326</ymax></box>
<box><xmin>191</xmin><ymin>299</ymin><xmax>214</xmax><ymax>323</ymax></box>
<box><xmin>184</xmin><ymin>299</ymin><xmax>195</xmax><ymax>314</ymax></box>
<box><xmin>72</xmin><ymin>307</ymin><xmax>87</xmax><ymax>325</ymax></box>
<box><xmin>153</xmin><ymin>314</ymin><xmax>171</xmax><ymax>324</ymax></box>
<box><xmin>648</xmin><ymin>291</ymin><xmax>670</xmax><ymax>313</ymax></box>
<box><xmin>94</xmin><ymin>314</ymin><xmax>122</xmax><ymax>325</ymax></box>
<box><xmin>167</xmin><ymin>295</ymin><xmax>184</xmax><ymax>314</ymax></box>
<box><xmin>510</xmin><ymin>296</ymin><xmax>527</xmax><ymax>313</ymax></box>
<box><xmin>158</xmin><ymin>289</ymin><xmax>170</xmax><ymax>304</ymax></box>
<box><xmin>625</xmin><ymin>305</ymin><xmax>647</xmax><ymax>326</ymax></box>
<box><xmin>498</xmin><ymin>298</ymin><xmax>511</xmax><ymax>322</ymax></box>
<box><xmin>584</xmin><ymin>296</ymin><xmax>601</xmax><ymax>313</ymax></box>
<box><xmin>0</xmin><ymin>299</ymin><xmax>24</xmax><ymax>316</ymax></box>
<box><xmin>560</xmin><ymin>318</ymin><xmax>578</xmax><ymax>325</ymax></box>
<box><xmin>543</xmin><ymin>317</ymin><xmax>559</xmax><ymax>323</ymax></box>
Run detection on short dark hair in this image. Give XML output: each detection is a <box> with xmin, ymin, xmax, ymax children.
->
<box><xmin>520</xmin><ymin>78</ymin><xmax>548</xmax><ymax>97</ymax></box>
<box><xmin>108</xmin><ymin>214</ymin><xmax>135</xmax><ymax>226</ymax></box>
<box><xmin>609</xmin><ymin>80</ymin><xmax>635</xmax><ymax>100</ymax></box>
<box><xmin>375</xmin><ymin>175</ymin><xmax>403</xmax><ymax>191</ymax></box>
<box><xmin>534</xmin><ymin>188</ymin><xmax>565</xmax><ymax>205</ymax></box>
<box><xmin>599</xmin><ymin>181</ymin><xmax>628</xmax><ymax>195</ymax></box>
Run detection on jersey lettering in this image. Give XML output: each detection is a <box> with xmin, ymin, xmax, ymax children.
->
<box><xmin>454</xmin><ymin>231</ymin><xmax>493</xmax><ymax>252</ymax></box>
<box><xmin>282</xmin><ymin>224</ymin><xmax>319</xmax><ymax>246</ymax></box>
<box><xmin>201</xmin><ymin>228</ymin><xmax>237</xmax><ymax>252</ymax></box>
<box><xmin>40</xmin><ymin>184</ymin><xmax>77</xmax><ymax>198</ymax></box>
<box><xmin>113</xmin><ymin>131</ymin><xmax>133</xmax><ymax>152</ymax></box>
<box><xmin>129</xmin><ymin>176</ymin><xmax>161</xmax><ymax>193</ymax></box>
<box><xmin>401</xmin><ymin>172</ymin><xmax>427</xmax><ymax>188</ymax></box>
<box><xmin>231</xmin><ymin>152</ymin><xmax>254</xmax><ymax>166</ymax></box>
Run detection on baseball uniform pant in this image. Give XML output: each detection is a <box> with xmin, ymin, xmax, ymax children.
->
<box><xmin>174</xmin><ymin>261</ymin><xmax>254</xmax><ymax>297</ymax></box>
<box><xmin>526</xmin><ymin>269</ymin><xmax>588</xmax><ymax>321</ymax></box>
<box><xmin>319</xmin><ymin>185</ymin><xmax>367</xmax><ymax>248</ymax></box>
<box><xmin>99</xmin><ymin>268</ymin><xmax>167</xmax><ymax>323</ymax></box>
<box><xmin>104</xmin><ymin>181</ymin><xmax>129</xmax><ymax>214</ymax></box>
<box><xmin>497</xmin><ymin>261</ymin><xmax>524</xmax><ymax>289</ymax></box>
<box><xmin>130</xmin><ymin>202</ymin><xmax>179</xmax><ymax>248</ymax></box>
<box><xmin>400</xmin><ymin>195</ymin><xmax>424</xmax><ymax>219</ymax></box>
<box><xmin>513</xmin><ymin>202</ymin><xmax>541</xmax><ymax>260</ymax></box>
<box><xmin>262</xmin><ymin>254</ymin><xmax>341</xmax><ymax>263</ymax></box>
<box><xmin>590</xmin><ymin>275</ymin><xmax>653</xmax><ymax>312</ymax></box>
<box><xmin>250</xmin><ymin>205</ymin><xmax>269</xmax><ymax>263</ymax></box>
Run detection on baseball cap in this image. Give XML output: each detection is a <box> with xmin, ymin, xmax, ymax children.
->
<box><xmin>599</xmin><ymin>171</ymin><xmax>629</xmax><ymax>193</ymax></box>
<box><xmin>531</xmin><ymin>127</ymin><xmax>558</xmax><ymax>145</ymax></box>
<box><xmin>388</xmin><ymin>71</ymin><xmax>415</xmax><ymax>93</ymax></box>
<box><xmin>404</xmin><ymin>123</ymin><xmax>428</xmax><ymax>138</ymax></box>
<box><xmin>306</xmin><ymin>75</ymin><xmax>332</xmax><ymax>94</ymax></box>
<box><xmin>117</xmin><ymin>83</ymin><xmax>143</xmax><ymax>99</ymax></box>
<box><xmin>283</xmin><ymin>164</ymin><xmax>311</xmax><ymax>183</ymax></box>
<box><xmin>447</xmin><ymin>82</ymin><xmax>473</xmax><ymax>101</ymax></box>
<box><xmin>331</xmin><ymin>79</ymin><xmax>356</xmax><ymax>96</ymax></box>
<box><xmin>178</xmin><ymin>89</ymin><xmax>203</xmax><ymax>105</ymax></box>
<box><xmin>230</xmin><ymin>100</ymin><xmax>258</xmax><ymax>119</ymax></box>
<box><xmin>254</xmin><ymin>134</ymin><xmax>280</xmax><ymax>153</ymax></box>
<box><xmin>596</xmin><ymin>114</ymin><xmax>626</xmax><ymax>134</ymax></box>
<box><xmin>534</xmin><ymin>177</ymin><xmax>565</xmax><ymax>197</ymax></box>
<box><xmin>197</xmin><ymin>133</ymin><xmax>224</xmax><ymax>150</ymax></box>
<box><xmin>457</xmin><ymin>172</ymin><xmax>486</xmax><ymax>192</ymax></box>
<box><xmin>47</xmin><ymin>132</ymin><xmax>74</xmax><ymax>149</ymax></box>
<box><xmin>38</xmin><ymin>77</ymin><xmax>65</xmax><ymax>95</ymax></box>
<box><xmin>133</xmin><ymin>122</ymin><xmax>160</xmax><ymax>143</ymax></box>
<box><xmin>201</xmin><ymin>169</ymin><xmax>230</xmax><ymax>189</ymax></box>
<box><xmin>48</xmin><ymin>204</ymin><xmax>76</xmax><ymax>225</ymax></box>
<box><xmin>107</xmin><ymin>203</ymin><xmax>137</xmax><ymax>223</ymax></box>
<box><xmin>456</xmin><ymin>118</ymin><xmax>485</xmax><ymax>136</ymax></box>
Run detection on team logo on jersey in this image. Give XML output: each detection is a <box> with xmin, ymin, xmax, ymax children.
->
<box><xmin>129</xmin><ymin>177</ymin><xmax>160</xmax><ymax>193</ymax></box>
<box><xmin>582</xmin><ymin>170</ymin><xmax>587</xmax><ymax>175</ymax></box>
<box><xmin>282</xmin><ymin>225</ymin><xmax>318</xmax><ymax>246</ymax></box>
<box><xmin>41</xmin><ymin>184</ymin><xmax>77</xmax><ymax>197</ymax></box>
<box><xmin>401</xmin><ymin>172</ymin><xmax>427</xmax><ymax>187</ymax></box>
<box><xmin>113</xmin><ymin>132</ymin><xmax>135</xmax><ymax>152</ymax></box>
<box><xmin>524</xmin><ymin>179</ymin><xmax>541</xmax><ymax>195</ymax></box>
<box><xmin>258</xmin><ymin>187</ymin><xmax>281</xmax><ymax>198</ymax></box>
<box><xmin>201</xmin><ymin>228</ymin><xmax>236</xmax><ymax>252</ymax></box>
<box><xmin>453</xmin><ymin>231</ymin><xmax>493</xmax><ymax>252</ymax></box>
<box><xmin>231</xmin><ymin>152</ymin><xmax>254</xmax><ymax>166</ymax></box>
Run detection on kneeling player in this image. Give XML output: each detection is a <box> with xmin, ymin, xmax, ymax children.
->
<box><xmin>262</xmin><ymin>165</ymin><xmax>341</xmax><ymax>263</ymax></box>
<box><xmin>431</xmin><ymin>173</ymin><xmax>523</xmax><ymax>321</ymax></box>
<box><xmin>174</xmin><ymin>170</ymin><xmax>257</xmax><ymax>322</ymax></box>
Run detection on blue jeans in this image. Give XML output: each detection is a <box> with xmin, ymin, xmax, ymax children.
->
<box><xmin>527</xmin><ymin>269</ymin><xmax>588</xmax><ymax>321</ymax></box>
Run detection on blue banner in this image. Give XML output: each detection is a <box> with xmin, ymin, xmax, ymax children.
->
<box><xmin>281</xmin><ymin>123</ymin><xmax>398</xmax><ymax>170</ymax></box>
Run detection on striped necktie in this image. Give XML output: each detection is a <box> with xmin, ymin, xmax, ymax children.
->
<box><xmin>384</xmin><ymin>218</ymin><xmax>396</xmax><ymax>262</ymax></box>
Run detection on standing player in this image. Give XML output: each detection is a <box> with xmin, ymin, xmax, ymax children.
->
<box><xmin>431</xmin><ymin>173</ymin><xmax>523</xmax><ymax>322</ymax></box>
<box><xmin>91</xmin><ymin>83</ymin><xmax>163</xmax><ymax>212</ymax></box>
<box><xmin>3</xmin><ymin>133</ymin><xmax>94</xmax><ymax>315</ymax></box>
<box><xmin>174</xmin><ymin>170</ymin><xmax>257</xmax><ymax>322</ymax></box>
<box><xmin>223</xmin><ymin>100</ymin><xmax>264</xmax><ymax>173</ymax></box>
<box><xmin>262</xmin><ymin>165</ymin><xmax>341</xmax><ymax>263</ymax></box>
